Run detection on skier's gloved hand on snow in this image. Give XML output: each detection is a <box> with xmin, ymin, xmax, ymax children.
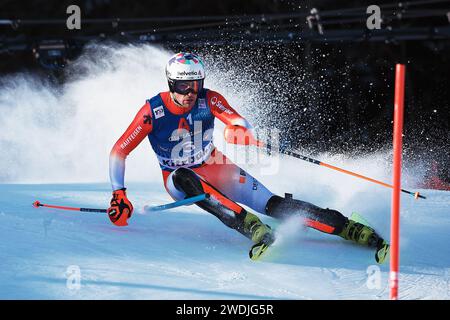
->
<box><xmin>224</xmin><ymin>125</ymin><xmax>264</xmax><ymax>147</ymax></box>
<box><xmin>107</xmin><ymin>188</ymin><xmax>133</xmax><ymax>227</ymax></box>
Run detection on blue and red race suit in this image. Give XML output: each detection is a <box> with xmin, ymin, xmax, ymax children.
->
<box><xmin>109</xmin><ymin>88</ymin><xmax>274</xmax><ymax>215</ymax></box>
<box><xmin>109</xmin><ymin>89</ymin><xmax>347</xmax><ymax>235</ymax></box>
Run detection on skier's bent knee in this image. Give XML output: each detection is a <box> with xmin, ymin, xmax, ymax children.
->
<box><xmin>171</xmin><ymin>167</ymin><xmax>204</xmax><ymax>197</ymax></box>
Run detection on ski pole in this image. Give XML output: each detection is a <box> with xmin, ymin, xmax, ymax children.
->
<box><xmin>33</xmin><ymin>193</ymin><xmax>211</xmax><ymax>214</ymax></box>
<box><xmin>279</xmin><ymin>149</ymin><xmax>426</xmax><ymax>200</ymax></box>
<box><xmin>32</xmin><ymin>200</ymin><xmax>107</xmax><ymax>212</ymax></box>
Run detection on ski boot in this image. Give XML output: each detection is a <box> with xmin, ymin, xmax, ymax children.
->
<box><xmin>338</xmin><ymin>219</ymin><xmax>390</xmax><ymax>264</ymax></box>
<box><xmin>243</xmin><ymin>212</ymin><xmax>275</xmax><ymax>260</ymax></box>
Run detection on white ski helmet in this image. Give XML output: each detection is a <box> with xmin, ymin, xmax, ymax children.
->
<box><xmin>166</xmin><ymin>52</ymin><xmax>205</xmax><ymax>93</ymax></box>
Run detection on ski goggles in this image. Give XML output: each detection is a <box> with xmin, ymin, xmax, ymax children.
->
<box><xmin>173</xmin><ymin>80</ymin><xmax>203</xmax><ymax>95</ymax></box>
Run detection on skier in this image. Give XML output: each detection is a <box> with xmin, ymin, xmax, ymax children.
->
<box><xmin>107</xmin><ymin>52</ymin><xmax>389</xmax><ymax>262</ymax></box>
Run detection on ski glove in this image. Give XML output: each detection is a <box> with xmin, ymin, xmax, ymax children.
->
<box><xmin>224</xmin><ymin>125</ymin><xmax>264</xmax><ymax>147</ymax></box>
<box><xmin>107</xmin><ymin>188</ymin><xmax>133</xmax><ymax>227</ymax></box>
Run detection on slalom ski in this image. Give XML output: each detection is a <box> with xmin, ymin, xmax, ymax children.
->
<box><xmin>375</xmin><ymin>240</ymin><xmax>390</xmax><ymax>264</ymax></box>
<box><xmin>249</xmin><ymin>234</ymin><xmax>275</xmax><ymax>261</ymax></box>
<box><xmin>249</xmin><ymin>242</ymin><xmax>271</xmax><ymax>260</ymax></box>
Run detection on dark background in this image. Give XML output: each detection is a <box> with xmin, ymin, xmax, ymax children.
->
<box><xmin>1</xmin><ymin>0</ymin><xmax>449</xmax><ymax>184</ymax></box>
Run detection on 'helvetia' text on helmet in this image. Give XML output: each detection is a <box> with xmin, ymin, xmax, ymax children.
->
<box><xmin>166</xmin><ymin>52</ymin><xmax>205</xmax><ymax>93</ymax></box>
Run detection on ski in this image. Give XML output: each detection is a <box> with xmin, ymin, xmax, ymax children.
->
<box><xmin>375</xmin><ymin>240</ymin><xmax>390</xmax><ymax>264</ymax></box>
<box><xmin>248</xmin><ymin>233</ymin><xmax>275</xmax><ymax>261</ymax></box>
<box><xmin>249</xmin><ymin>242</ymin><xmax>271</xmax><ymax>260</ymax></box>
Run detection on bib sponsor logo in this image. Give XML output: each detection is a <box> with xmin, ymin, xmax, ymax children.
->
<box><xmin>181</xmin><ymin>141</ymin><xmax>196</xmax><ymax>152</ymax></box>
<box><xmin>158</xmin><ymin>142</ymin><xmax>213</xmax><ymax>169</ymax></box>
<box><xmin>168</xmin><ymin>129</ymin><xmax>202</xmax><ymax>142</ymax></box>
<box><xmin>153</xmin><ymin>105</ymin><xmax>165</xmax><ymax>119</ymax></box>
<box><xmin>210</xmin><ymin>96</ymin><xmax>233</xmax><ymax>115</ymax></box>
<box><xmin>198</xmin><ymin>99</ymin><xmax>206</xmax><ymax>109</ymax></box>
<box><xmin>158</xmin><ymin>146</ymin><xmax>170</xmax><ymax>152</ymax></box>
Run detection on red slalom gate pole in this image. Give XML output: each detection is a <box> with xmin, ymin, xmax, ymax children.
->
<box><xmin>390</xmin><ymin>64</ymin><xmax>405</xmax><ymax>300</ymax></box>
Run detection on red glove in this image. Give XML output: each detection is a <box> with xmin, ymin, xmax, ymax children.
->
<box><xmin>224</xmin><ymin>125</ymin><xmax>264</xmax><ymax>147</ymax></box>
<box><xmin>107</xmin><ymin>188</ymin><xmax>133</xmax><ymax>227</ymax></box>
